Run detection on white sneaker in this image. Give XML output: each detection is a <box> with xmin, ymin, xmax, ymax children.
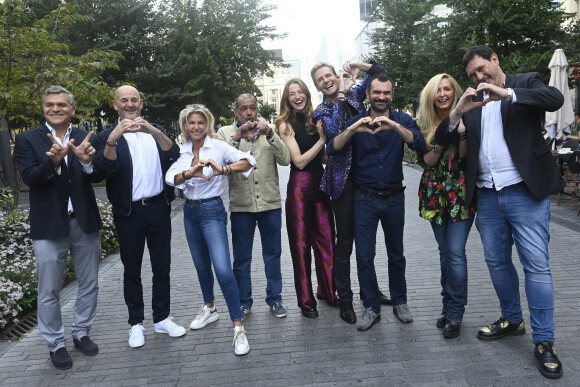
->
<box><xmin>190</xmin><ymin>305</ymin><xmax>219</xmax><ymax>330</ymax></box>
<box><xmin>154</xmin><ymin>316</ymin><xmax>186</xmax><ymax>337</ymax></box>
<box><xmin>128</xmin><ymin>324</ymin><xmax>145</xmax><ymax>348</ymax></box>
<box><xmin>233</xmin><ymin>326</ymin><xmax>250</xmax><ymax>356</ymax></box>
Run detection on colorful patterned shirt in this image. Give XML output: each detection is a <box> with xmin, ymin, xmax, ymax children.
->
<box><xmin>417</xmin><ymin>149</ymin><xmax>476</xmax><ymax>224</ymax></box>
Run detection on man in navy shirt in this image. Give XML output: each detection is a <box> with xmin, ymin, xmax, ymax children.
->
<box><xmin>327</xmin><ymin>73</ymin><xmax>425</xmax><ymax>331</ymax></box>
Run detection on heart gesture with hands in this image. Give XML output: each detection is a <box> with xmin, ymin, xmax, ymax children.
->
<box><xmin>368</xmin><ymin>116</ymin><xmax>396</xmax><ymax>134</ymax></box>
<box><xmin>252</xmin><ymin>121</ymin><xmax>272</xmax><ymax>139</ymax></box>
<box><xmin>233</xmin><ymin>120</ymin><xmax>258</xmax><ymax>141</ymax></box>
<box><xmin>339</xmin><ymin>71</ymin><xmax>356</xmax><ymax>92</ymax></box>
<box><xmin>351</xmin><ymin>116</ymin><xmax>394</xmax><ymax>135</ymax></box>
<box><xmin>188</xmin><ymin>159</ymin><xmax>222</xmax><ymax>181</ymax></box>
<box><xmin>343</xmin><ymin>62</ymin><xmax>360</xmax><ymax>83</ymax></box>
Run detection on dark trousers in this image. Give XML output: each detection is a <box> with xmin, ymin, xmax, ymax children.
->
<box><xmin>333</xmin><ymin>175</ymin><xmax>355</xmax><ymax>303</ymax></box>
<box><xmin>114</xmin><ymin>197</ymin><xmax>172</xmax><ymax>326</ymax></box>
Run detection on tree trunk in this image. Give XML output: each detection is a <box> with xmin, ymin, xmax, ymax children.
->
<box><xmin>0</xmin><ymin>116</ymin><xmax>21</xmax><ymax>207</ymax></box>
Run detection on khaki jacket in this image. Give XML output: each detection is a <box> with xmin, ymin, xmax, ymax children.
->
<box><xmin>217</xmin><ymin>121</ymin><xmax>290</xmax><ymax>212</ymax></box>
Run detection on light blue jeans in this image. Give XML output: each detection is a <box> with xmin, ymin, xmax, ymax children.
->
<box><xmin>183</xmin><ymin>198</ymin><xmax>242</xmax><ymax>322</ymax></box>
<box><xmin>475</xmin><ymin>182</ymin><xmax>555</xmax><ymax>344</ymax></box>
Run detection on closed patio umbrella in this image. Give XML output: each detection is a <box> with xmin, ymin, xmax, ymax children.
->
<box><xmin>545</xmin><ymin>49</ymin><xmax>575</xmax><ymax>144</ymax></box>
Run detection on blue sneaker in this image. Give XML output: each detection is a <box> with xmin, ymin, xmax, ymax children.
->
<box><xmin>270</xmin><ymin>302</ymin><xmax>287</xmax><ymax>318</ymax></box>
<box><xmin>240</xmin><ymin>306</ymin><xmax>251</xmax><ymax>322</ymax></box>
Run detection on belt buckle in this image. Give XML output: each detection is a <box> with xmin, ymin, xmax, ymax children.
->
<box><xmin>188</xmin><ymin>199</ymin><xmax>195</xmax><ymax>206</ymax></box>
<box><xmin>140</xmin><ymin>198</ymin><xmax>148</xmax><ymax>206</ymax></box>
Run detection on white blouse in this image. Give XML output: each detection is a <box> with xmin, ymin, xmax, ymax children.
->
<box><xmin>165</xmin><ymin>136</ymin><xmax>256</xmax><ymax>200</ymax></box>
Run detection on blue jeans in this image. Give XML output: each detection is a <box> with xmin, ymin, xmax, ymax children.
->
<box><xmin>431</xmin><ymin>215</ymin><xmax>474</xmax><ymax>323</ymax></box>
<box><xmin>183</xmin><ymin>198</ymin><xmax>242</xmax><ymax>322</ymax></box>
<box><xmin>475</xmin><ymin>183</ymin><xmax>555</xmax><ymax>344</ymax></box>
<box><xmin>231</xmin><ymin>209</ymin><xmax>283</xmax><ymax>308</ymax></box>
<box><xmin>354</xmin><ymin>190</ymin><xmax>407</xmax><ymax>314</ymax></box>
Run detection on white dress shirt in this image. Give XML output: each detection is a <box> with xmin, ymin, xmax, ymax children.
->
<box><xmin>476</xmin><ymin>91</ymin><xmax>522</xmax><ymax>190</ymax></box>
<box><xmin>165</xmin><ymin>136</ymin><xmax>256</xmax><ymax>200</ymax></box>
<box><xmin>123</xmin><ymin>131</ymin><xmax>164</xmax><ymax>201</ymax></box>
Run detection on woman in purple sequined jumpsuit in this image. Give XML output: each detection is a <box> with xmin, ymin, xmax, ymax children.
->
<box><xmin>276</xmin><ymin>78</ymin><xmax>336</xmax><ymax>318</ymax></box>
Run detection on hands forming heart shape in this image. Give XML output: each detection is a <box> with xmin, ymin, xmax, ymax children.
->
<box><xmin>236</xmin><ymin>121</ymin><xmax>270</xmax><ymax>141</ymax></box>
<box><xmin>188</xmin><ymin>159</ymin><xmax>222</xmax><ymax>181</ymax></box>
<box><xmin>360</xmin><ymin>116</ymin><xmax>393</xmax><ymax>135</ymax></box>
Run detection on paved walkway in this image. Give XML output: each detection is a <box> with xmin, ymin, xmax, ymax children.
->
<box><xmin>1</xmin><ymin>165</ymin><xmax>579</xmax><ymax>386</ymax></box>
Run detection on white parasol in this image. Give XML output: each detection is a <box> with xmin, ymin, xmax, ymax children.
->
<box><xmin>545</xmin><ymin>49</ymin><xmax>575</xmax><ymax>143</ymax></box>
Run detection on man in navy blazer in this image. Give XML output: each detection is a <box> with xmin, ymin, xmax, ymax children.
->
<box><xmin>435</xmin><ymin>45</ymin><xmax>564</xmax><ymax>379</ymax></box>
<box><xmin>15</xmin><ymin>86</ymin><xmax>102</xmax><ymax>369</ymax></box>
<box><xmin>92</xmin><ymin>85</ymin><xmax>185</xmax><ymax>348</ymax></box>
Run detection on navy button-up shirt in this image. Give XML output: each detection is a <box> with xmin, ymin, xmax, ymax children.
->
<box><xmin>327</xmin><ymin>109</ymin><xmax>425</xmax><ymax>191</ymax></box>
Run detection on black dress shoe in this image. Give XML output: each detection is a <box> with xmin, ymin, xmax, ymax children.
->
<box><xmin>443</xmin><ymin>321</ymin><xmax>461</xmax><ymax>338</ymax></box>
<box><xmin>301</xmin><ymin>308</ymin><xmax>319</xmax><ymax>318</ymax></box>
<box><xmin>534</xmin><ymin>342</ymin><xmax>563</xmax><ymax>379</ymax></box>
<box><xmin>477</xmin><ymin>317</ymin><xmax>525</xmax><ymax>340</ymax></box>
<box><xmin>436</xmin><ymin>312</ymin><xmax>447</xmax><ymax>329</ymax></box>
<box><xmin>359</xmin><ymin>290</ymin><xmax>392</xmax><ymax>305</ymax></box>
<box><xmin>50</xmin><ymin>347</ymin><xmax>72</xmax><ymax>370</ymax></box>
<box><xmin>73</xmin><ymin>336</ymin><xmax>99</xmax><ymax>356</ymax></box>
<box><xmin>339</xmin><ymin>302</ymin><xmax>357</xmax><ymax>324</ymax></box>
<box><xmin>315</xmin><ymin>293</ymin><xmax>339</xmax><ymax>307</ymax></box>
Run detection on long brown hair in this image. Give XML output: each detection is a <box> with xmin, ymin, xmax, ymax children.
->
<box><xmin>275</xmin><ymin>78</ymin><xmax>315</xmax><ymax>136</ymax></box>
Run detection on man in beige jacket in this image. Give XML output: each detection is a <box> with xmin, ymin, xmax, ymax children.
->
<box><xmin>217</xmin><ymin>94</ymin><xmax>290</xmax><ymax>320</ymax></box>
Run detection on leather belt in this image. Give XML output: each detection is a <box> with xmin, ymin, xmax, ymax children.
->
<box><xmin>356</xmin><ymin>185</ymin><xmax>406</xmax><ymax>199</ymax></box>
<box><xmin>187</xmin><ymin>197</ymin><xmax>219</xmax><ymax>206</ymax></box>
<box><xmin>68</xmin><ymin>212</ymin><xmax>76</xmax><ymax>219</ymax></box>
<box><xmin>132</xmin><ymin>192</ymin><xmax>164</xmax><ymax>206</ymax></box>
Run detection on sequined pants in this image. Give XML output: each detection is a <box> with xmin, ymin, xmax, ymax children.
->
<box><xmin>286</xmin><ymin>170</ymin><xmax>336</xmax><ymax>310</ymax></box>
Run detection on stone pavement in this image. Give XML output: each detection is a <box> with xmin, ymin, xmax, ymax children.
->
<box><xmin>1</xmin><ymin>164</ymin><xmax>579</xmax><ymax>386</ymax></box>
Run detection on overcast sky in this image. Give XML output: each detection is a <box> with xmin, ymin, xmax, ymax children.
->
<box><xmin>261</xmin><ymin>0</ymin><xmax>366</xmax><ymax>75</ymax></box>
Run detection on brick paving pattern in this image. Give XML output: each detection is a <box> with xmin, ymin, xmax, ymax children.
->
<box><xmin>1</xmin><ymin>164</ymin><xmax>579</xmax><ymax>386</ymax></box>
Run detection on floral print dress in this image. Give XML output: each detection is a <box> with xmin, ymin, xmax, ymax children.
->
<box><xmin>417</xmin><ymin>149</ymin><xmax>476</xmax><ymax>225</ymax></box>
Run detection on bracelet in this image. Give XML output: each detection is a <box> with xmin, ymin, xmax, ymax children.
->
<box><xmin>181</xmin><ymin>170</ymin><xmax>188</xmax><ymax>180</ymax></box>
<box><xmin>433</xmin><ymin>144</ymin><xmax>442</xmax><ymax>154</ymax></box>
<box><xmin>106</xmin><ymin>141</ymin><xmax>117</xmax><ymax>147</ymax></box>
<box><xmin>221</xmin><ymin>165</ymin><xmax>232</xmax><ymax>176</ymax></box>
<box><xmin>458</xmin><ymin>132</ymin><xmax>467</xmax><ymax>140</ymax></box>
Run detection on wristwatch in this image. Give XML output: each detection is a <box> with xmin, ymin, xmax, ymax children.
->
<box><xmin>505</xmin><ymin>88</ymin><xmax>513</xmax><ymax>101</ymax></box>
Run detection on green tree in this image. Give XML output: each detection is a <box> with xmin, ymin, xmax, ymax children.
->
<box><xmin>134</xmin><ymin>0</ymin><xmax>285</xmax><ymax>127</ymax></box>
<box><xmin>0</xmin><ymin>0</ymin><xmax>121</xmax><ymax>202</ymax></box>
<box><xmin>443</xmin><ymin>0</ymin><xmax>572</xmax><ymax>84</ymax></box>
<box><xmin>370</xmin><ymin>0</ymin><xmax>438</xmax><ymax>113</ymax></box>
<box><xmin>259</xmin><ymin>103</ymin><xmax>277</xmax><ymax>123</ymax></box>
<box><xmin>26</xmin><ymin>0</ymin><xmax>165</xmax><ymax>121</ymax></box>
<box><xmin>369</xmin><ymin>0</ymin><xmax>575</xmax><ymax>110</ymax></box>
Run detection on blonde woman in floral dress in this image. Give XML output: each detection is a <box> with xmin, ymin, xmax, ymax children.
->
<box><xmin>417</xmin><ymin>74</ymin><xmax>476</xmax><ymax>339</ymax></box>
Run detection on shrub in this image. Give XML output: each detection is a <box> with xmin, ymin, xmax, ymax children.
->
<box><xmin>0</xmin><ymin>188</ymin><xmax>118</xmax><ymax>329</ymax></box>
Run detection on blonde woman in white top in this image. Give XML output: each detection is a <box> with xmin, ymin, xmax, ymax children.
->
<box><xmin>166</xmin><ymin>105</ymin><xmax>256</xmax><ymax>356</ymax></box>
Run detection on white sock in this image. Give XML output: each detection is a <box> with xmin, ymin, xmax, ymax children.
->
<box><xmin>234</xmin><ymin>326</ymin><xmax>244</xmax><ymax>333</ymax></box>
<box><xmin>207</xmin><ymin>305</ymin><xmax>216</xmax><ymax>312</ymax></box>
